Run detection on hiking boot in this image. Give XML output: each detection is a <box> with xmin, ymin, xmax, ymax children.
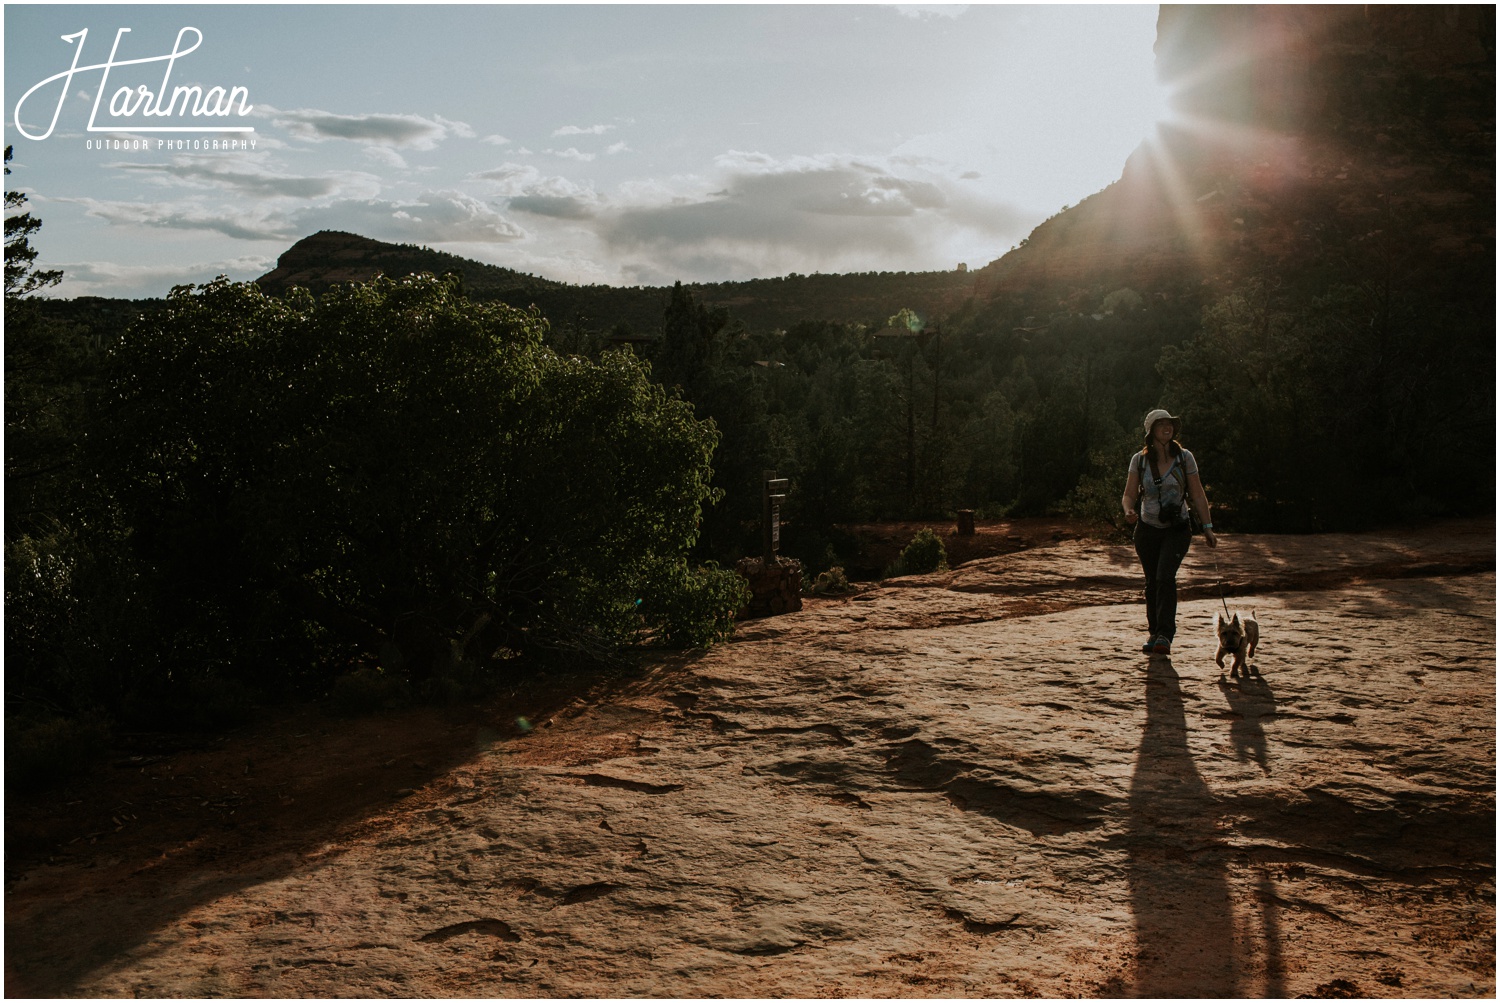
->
<box><xmin>1151</xmin><ymin>635</ymin><xmax>1172</xmax><ymax>655</ymax></box>
<box><xmin>1141</xmin><ymin>636</ymin><xmax>1157</xmax><ymax>654</ymax></box>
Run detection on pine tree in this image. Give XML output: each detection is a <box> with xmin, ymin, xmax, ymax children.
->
<box><xmin>5</xmin><ymin>146</ymin><xmax>63</xmax><ymax>298</ymax></box>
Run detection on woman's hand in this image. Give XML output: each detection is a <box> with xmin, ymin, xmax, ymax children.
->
<box><xmin>1124</xmin><ymin>509</ymin><xmax>1138</xmax><ymax>525</ymax></box>
<box><xmin>1203</xmin><ymin>527</ymin><xmax>1217</xmax><ymax>548</ymax></box>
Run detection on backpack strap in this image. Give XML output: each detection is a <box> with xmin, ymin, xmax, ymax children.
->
<box><xmin>1142</xmin><ymin>451</ymin><xmax>1186</xmax><ymax>495</ymax></box>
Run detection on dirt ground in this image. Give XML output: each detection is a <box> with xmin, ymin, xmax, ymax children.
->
<box><xmin>5</xmin><ymin>518</ymin><xmax>1494</xmax><ymax>998</ymax></box>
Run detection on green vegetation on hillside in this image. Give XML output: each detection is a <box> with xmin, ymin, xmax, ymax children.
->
<box><xmin>251</xmin><ymin>230</ymin><xmax>978</xmax><ymax>346</ymax></box>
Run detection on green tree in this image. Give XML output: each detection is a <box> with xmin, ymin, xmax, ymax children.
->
<box><xmin>4</xmin><ymin>143</ymin><xmax>82</xmax><ymax>535</ymax></box>
<box><xmin>5</xmin><ymin>146</ymin><xmax>62</xmax><ymax>299</ymax></box>
<box><xmin>1158</xmin><ymin>279</ymin><xmax>1492</xmax><ymax>529</ymax></box>
<box><xmin>960</xmin><ymin>389</ymin><xmax>1020</xmax><ymax>513</ymax></box>
<box><xmin>647</xmin><ymin>283</ymin><xmax>775</xmax><ymax>561</ymax></box>
<box><xmin>887</xmin><ymin>306</ymin><xmax>923</xmax><ymax>332</ymax></box>
<box><xmin>14</xmin><ymin>274</ymin><xmax>745</xmax><ymax>719</ymax></box>
<box><xmin>655</xmin><ymin>281</ymin><xmax>730</xmax><ymax>395</ymax></box>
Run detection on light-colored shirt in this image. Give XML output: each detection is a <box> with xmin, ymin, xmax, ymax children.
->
<box><xmin>1131</xmin><ymin>448</ymin><xmax>1198</xmax><ymax>529</ymax></box>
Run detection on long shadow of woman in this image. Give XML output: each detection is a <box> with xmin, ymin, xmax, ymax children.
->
<box><xmin>1123</xmin><ymin>657</ymin><xmax>1239</xmax><ymax>996</ymax></box>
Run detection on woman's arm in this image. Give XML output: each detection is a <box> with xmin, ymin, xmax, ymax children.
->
<box><xmin>1122</xmin><ymin>461</ymin><xmax>1141</xmax><ymax>524</ymax></box>
<box><xmin>1187</xmin><ymin>471</ymin><xmax>1217</xmax><ymax>548</ymax></box>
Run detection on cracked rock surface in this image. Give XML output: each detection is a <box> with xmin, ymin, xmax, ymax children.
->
<box><xmin>5</xmin><ymin>520</ymin><xmax>1493</xmax><ymax>997</ymax></box>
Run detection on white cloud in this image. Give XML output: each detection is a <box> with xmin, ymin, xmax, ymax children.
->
<box><xmin>605</xmin><ymin>141</ymin><xmax>631</xmax><ymax>155</ymax></box>
<box><xmin>548</xmin><ymin>147</ymin><xmax>595</xmax><ymax>162</ymax></box>
<box><xmin>507</xmin><ymin>193</ymin><xmax>604</xmax><ymax>220</ymax></box>
<box><xmin>596</xmin><ymin>152</ymin><xmax>1027</xmax><ymax>280</ymax></box>
<box><xmin>56</xmin><ymin>196</ymin><xmax>294</xmax><ymax>241</ymax></box>
<box><xmin>259</xmin><ymin>105</ymin><xmax>453</xmax><ymax>149</ymax></box>
<box><xmin>290</xmin><ymin>190</ymin><xmax>527</xmax><ymax>243</ymax></box>
<box><xmin>470</xmin><ymin>162</ymin><xmax>542</xmax><ymax>193</ymax></box>
<box><xmin>470</xmin><ymin>164</ymin><xmax>603</xmax><ymax>219</ymax></box>
<box><xmin>435</xmin><ymin>115</ymin><xmax>476</xmax><ymax>139</ymax></box>
<box><xmin>713</xmin><ymin>150</ymin><xmax>780</xmax><ymax>173</ymax></box>
<box><xmin>552</xmin><ymin>124</ymin><xmax>613</xmax><ymax>137</ymax></box>
<box><xmin>480</xmin><ymin>134</ymin><xmax>511</xmax><ymax>146</ymax></box>
<box><xmin>363</xmin><ymin>146</ymin><xmax>410</xmax><ymax>170</ymax></box>
<box><xmin>112</xmin><ymin>156</ymin><xmax>383</xmax><ymax>200</ymax></box>
<box><xmin>470</xmin><ymin>164</ymin><xmax>592</xmax><ymax>198</ymax></box>
<box><xmin>54</xmin><ymin>185</ymin><xmax>526</xmax><ymax>247</ymax></box>
<box><xmin>891</xmin><ymin>4</ymin><xmax>970</xmax><ymax>19</ymax></box>
<box><xmin>614</xmin><ymin>176</ymin><xmax>707</xmax><ymax>204</ymax></box>
<box><xmin>51</xmin><ymin>254</ymin><xmax>276</xmax><ymax>298</ymax></box>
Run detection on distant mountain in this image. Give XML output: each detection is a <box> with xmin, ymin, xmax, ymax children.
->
<box><xmin>253</xmin><ymin>230</ymin><xmax>568</xmax><ymax>300</ymax></box>
<box><xmin>254</xmin><ymin>230</ymin><xmax>979</xmax><ymax>335</ymax></box>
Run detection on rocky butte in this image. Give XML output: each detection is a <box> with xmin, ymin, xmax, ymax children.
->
<box><xmin>975</xmin><ymin>4</ymin><xmax>1494</xmax><ymax>310</ymax></box>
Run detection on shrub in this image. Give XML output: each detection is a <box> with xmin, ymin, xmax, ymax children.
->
<box><xmin>326</xmin><ymin>666</ymin><xmax>412</xmax><ymax>717</ymax></box>
<box><xmin>644</xmin><ymin>562</ymin><xmax>751</xmax><ymax>649</ymax></box>
<box><xmin>4</xmin><ymin>518</ymin><xmax>167</xmax><ymax>722</ymax></box>
<box><xmin>885</xmin><ymin>527</ymin><xmax>948</xmax><ymax>577</ymax></box>
<box><xmin>5</xmin><ymin>710</ymin><xmax>110</xmax><ymax>793</ymax></box>
<box><xmin>71</xmin><ymin>273</ymin><xmax>741</xmax><ymax>705</ymax></box>
<box><xmin>810</xmin><ymin>565</ymin><xmax>851</xmax><ymax>595</ymax></box>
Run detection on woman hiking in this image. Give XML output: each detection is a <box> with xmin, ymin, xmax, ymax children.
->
<box><xmin>1121</xmin><ymin>408</ymin><xmax>1217</xmax><ymax>655</ymax></box>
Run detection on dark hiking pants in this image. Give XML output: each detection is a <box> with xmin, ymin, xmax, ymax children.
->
<box><xmin>1133</xmin><ymin>521</ymin><xmax>1192</xmax><ymax>641</ymax></box>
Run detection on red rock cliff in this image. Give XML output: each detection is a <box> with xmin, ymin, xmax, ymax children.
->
<box><xmin>976</xmin><ymin>4</ymin><xmax>1495</xmax><ymax>305</ymax></box>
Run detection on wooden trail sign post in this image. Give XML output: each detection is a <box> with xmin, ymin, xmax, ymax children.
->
<box><xmin>737</xmin><ymin>469</ymin><xmax>802</xmax><ymax>619</ymax></box>
<box><xmin>763</xmin><ymin>470</ymin><xmax>789</xmax><ymax>563</ymax></box>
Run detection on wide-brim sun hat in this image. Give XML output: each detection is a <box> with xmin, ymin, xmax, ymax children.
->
<box><xmin>1143</xmin><ymin>408</ymin><xmax>1181</xmax><ymax>435</ymax></box>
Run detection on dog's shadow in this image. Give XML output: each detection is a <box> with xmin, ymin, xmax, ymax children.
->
<box><xmin>1215</xmin><ymin>667</ymin><xmax>1277</xmax><ymax>773</ymax></box>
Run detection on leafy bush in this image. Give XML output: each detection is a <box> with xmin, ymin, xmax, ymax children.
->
<box><xmin>810</xmin><ymin>565</ymin><xmax>851</xmax><ymax>594</ymax></box>
<box><xmin>53</xmin><ymin>273</ymin><xmax>741</xmax><ymax>709</ymax></box>
<box><xmin>885</xmin><ymin>527</ymin><xmax>948</xmax><ymax>578</ymax></box>
<box><xmin>5</xmin><ymin>710</ymin><xmax>110</xmax><ymax>793</ymax></box>
<box><xmin>326</xmin><ymin>666</ymin><xmax>412</xmax><ymax>717</ymax></box>
<box><xmin>643</xmin><ymin>562</ymin><xmax>751</xmax><ymax>649</ymax></box>
<box><xmin>4</xmin><ymin>519</ymin><xmax>165</xmax><ymax>722</ymax></box>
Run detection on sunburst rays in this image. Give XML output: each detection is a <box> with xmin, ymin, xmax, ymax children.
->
<box><xmin>1107</xmin><ymin>9</ymin><xmax>1317</xmax><ymax>274</ymax></box>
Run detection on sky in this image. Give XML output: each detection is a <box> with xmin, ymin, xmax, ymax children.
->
<box><xmin>4</xmin><ymin>4</ymin><xmax>1169</xmax><ymax>299</ymax></box>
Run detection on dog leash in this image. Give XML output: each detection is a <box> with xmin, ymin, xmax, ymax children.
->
<box><xmin>1209</xmin><ymin>544</ymin><xmax>1231</xmax><ymax>618</ymax></box>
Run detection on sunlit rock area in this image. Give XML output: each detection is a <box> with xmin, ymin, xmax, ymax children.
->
<box><xmin>6</xmin><ymin>521</ymin><xmax>1492</xmax><ymax>997</ymax></box>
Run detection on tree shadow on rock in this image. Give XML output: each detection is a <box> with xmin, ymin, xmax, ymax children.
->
<box><xmin>3</xmin><ymin>668</ymin><xmax>613</xmax><ymax>997</ymax></box>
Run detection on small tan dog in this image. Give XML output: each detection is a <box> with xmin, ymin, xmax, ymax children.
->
<box><xmin>1215</xmin><ymin>611</ymin><xmax>1260</xmax><ymax>677</ymax></box>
